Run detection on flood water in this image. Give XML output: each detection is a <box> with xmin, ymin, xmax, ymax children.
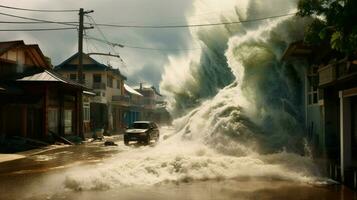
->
<box><xmin>0</xmin><ymin>136</ymin><xmax>356</xmax><ymax>200</ymax></box>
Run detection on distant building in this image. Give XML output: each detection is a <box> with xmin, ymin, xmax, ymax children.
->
<box><xmin>54</xmin><ymin>53</ymin><xmax>127</xmax><ymax>135</ymax></box>
<box><xmin>0</xmin><ymin>41</ymin><xmax>87</xmax><ymax>148</ymax></box>
<box><xmin>282</xmin><ymin>41</ymin><xmax>357</xmax><ymax>185</ymax></box>
<box><xmin>123</xmin><ymin>84</ymin><xmax>144</xmax><ymax>126</ymax></box>
<box><xmin>135</xmin><ymin>84</ymin><xmax>172</xmax><ymax>125</ymax></box>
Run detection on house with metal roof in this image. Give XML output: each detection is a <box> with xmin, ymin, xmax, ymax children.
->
<box><xmin>0</xmin><ymin>41</ymin><xmax>88</xmax><ymax>150</ymax></box>
<box><xmin>54</xmin><ymin>52</ymin><xmax>128</xmax><ymax>134</ymax></box>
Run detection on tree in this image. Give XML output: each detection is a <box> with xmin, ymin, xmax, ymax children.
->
<box><xmin>297</xmin><ymin>0</ymin><xmax>357</xmax><ymax>55</ymax></box>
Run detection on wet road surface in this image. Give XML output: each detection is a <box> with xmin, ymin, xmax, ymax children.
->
<box><xmin>0</xmin><ymin>135</ymin><xmax>356</xmax><ymax>200</ymax></box>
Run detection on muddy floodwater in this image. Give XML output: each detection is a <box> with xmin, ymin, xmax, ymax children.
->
<box><xmin>48</xmin><ymin>180</ymin><xmax>356</xmax><ymax>200</ymax></box>
<box><xmin>0</xmin><ymin>138</ymin><xmax>356</xmax><ymax>200</ymax></box>
<box><xmin>1</xmin><ymin>178</ymin><xmax>356</xmax><ymax>200</ymax></box>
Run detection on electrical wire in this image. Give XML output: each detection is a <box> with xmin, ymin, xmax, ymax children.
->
<box><xmin>86</xmin><ymin>15</ymin><xmax>128</xmax><ymax>68</ymax></box>
<box><xmin>0</xmin><ymin>21</ymin><xmax>78</xmax><ymax>24</ymax></box>
<box><xmin>86</xmin><ymin>16</ymin><xmax>122</xmax><ymax>58</ymax></box>
<box><xmin>0</xmin><ymin>5</ymin><xmax>77</xmax><ymax>12</ymax></box>
<box><xmin>0</xmin><ymin>12</ymin><xmax>296</xmax><ymax>29</ymax></box>
<box><xmin>0</xmin><ymin>27</ymin><xmax>77</xmax><ymax>31</ymax></box>
<box><xmin>85</xmin><ymin>36</ymin><xmax>201</xmax><ymax>52</ymax></box>
<box><xmin>91</xmin><ymin>12</ymin><xmax>296</xmax><ymax>29</ymax></box>
<box><xmin>0</xmin><ymin>11</ymin><xmax>78</xmax><ymax>26</ymax></box>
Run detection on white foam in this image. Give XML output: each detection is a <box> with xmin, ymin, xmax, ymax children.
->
<box><xmin>63</xmin><ymin>0</ymin><xmax>324</xmax><ymax>191</ymax></box>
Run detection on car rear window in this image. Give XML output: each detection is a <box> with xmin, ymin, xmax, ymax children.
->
<box><xmin>131</xmin><ymin>123</ymin><xmax>149</xmax><ymax>129</ymax></box>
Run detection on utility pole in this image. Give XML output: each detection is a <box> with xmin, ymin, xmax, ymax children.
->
<box><xmin>78</xmin><ymin>8</ymin><xmax>93</xmax><ymax>84</ymax></box>
<box><xmin>77</xmin><ymin>8</ymin><xmax>93</xmax><ymax>139</ymax></box>
<box><xmin>78</xmin><ymin>8</ymin><xmax>84</xmax><ymax>84</ymax></box>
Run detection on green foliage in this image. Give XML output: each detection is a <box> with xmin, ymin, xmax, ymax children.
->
<box><xmin>297</xmin><ymin>0</ymin><xmax>357</xmax><ymax>54</ymax></box>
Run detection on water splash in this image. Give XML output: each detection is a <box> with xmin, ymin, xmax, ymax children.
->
<box><xmin>63</xmin><ymin>0</ymin><xmax>325</xmax><ymax>191</ymax></box>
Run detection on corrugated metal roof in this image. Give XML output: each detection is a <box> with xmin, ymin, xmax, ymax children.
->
<box><xmin>17</xmin><ymin>70</ymin><xmax>87</xmax><ymax>89</ymax></box>
<box><xmin>124</xmin><ymin>84</ymin><xmax>143</xmax><ymax>96</ymax></box>
<box><xmin>18</xmin><ymin>70</ymin><xmax>64</xmax><ymax>82</ymax></box>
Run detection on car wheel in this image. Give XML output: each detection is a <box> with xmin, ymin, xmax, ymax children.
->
<box><xmin>144</xmin><ymin>135</ymin><xmax>150</xmax><ymax>145</ymax></box>
<box><xmin>124</xmin><ymin>136</ymin><xmax>129</xmax><ymax>145</ymax></box>
<box><xmin>155</xmin><ymin>134</ymin><xmax>159</xmax><ymax>142</ymax></box>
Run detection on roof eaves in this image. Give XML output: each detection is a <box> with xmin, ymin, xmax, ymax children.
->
<box><xmin>0</xmin><ymin>40</ymin><xmax>25</xmax><ymax>56</ymax></box>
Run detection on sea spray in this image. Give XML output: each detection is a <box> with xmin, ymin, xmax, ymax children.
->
<box><xmin>63</xmin><ymin>0</ymin><xmax>324</xmax><ymax>191</ymax></box>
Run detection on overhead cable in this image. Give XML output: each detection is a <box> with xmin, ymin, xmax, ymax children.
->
<box><xmin>90</xmin><ymin>13</ymin><xmax>296</xmax><ymax>29</ymax></box>
<box><xmin>0</xmin><ymin>27</ymin><xmax>77</xmax><ymax>31</ymax></box>
<box><xmin>0</xmin><ymin>12</ymin><xmax>78</xmax><ymax>26</ymax></box>
<box><xmin>0</xmin><ymin>5</ymin><xmax>77</xmax><ymax>12</ymax></box>
<box><xmin>0</xmin><ymin>21</ymin><xmax>77</xmax><ymax>24</ymax></box>
<box><xmin>85</xmin><ymin>36</ymin><xmax>201</xmax><ymax>51</ymax></box>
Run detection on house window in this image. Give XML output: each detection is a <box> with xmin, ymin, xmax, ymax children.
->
<box><xmin>69</xmin><ymin>74</ymin><xmax>77</xmax><ymax>81</ymax></box>
<box><xmin>93</xmin><ymin>74</ymin><xmax>101</xmax><ymax>83</ymax></box>
<box><xmin>64</xmin><ymin>109</ymin><xmax>73</xmax><ymax>135</ymax></box>
<box><xmin>48</xmin><ymin>108</ymin><xmax>59</xmax><ymax>134</ymax></box>
<box><xmin>307</xmin><ymin>66</ymin><xmax>319</xmax><ymax>105</ymax></box>
<box><xmin>83</xmin><ymin>103</ymin><xmax>90</xmax><ymax>122</ymax></box>
<box><xmin>107</xmin><ymin>76</ymin><xmax>113</xmax><ymax>88</ymax></box>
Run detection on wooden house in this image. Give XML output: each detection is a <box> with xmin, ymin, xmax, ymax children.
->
<box><xmin>0</xmin><ymin>41</ymin><xmax>86</xmax><ymax>144</ymax></box>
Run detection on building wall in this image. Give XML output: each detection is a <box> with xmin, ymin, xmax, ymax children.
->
<box><xmin>56</xmin><ymin>68</ymin><xmax>125</xmax><ymax>134</ymax></box>
<box><xmin>307</xmin><ymin>105</ymin><xmax>325</xmax><ymax>153</ymax></box>
<box><xmin>58</xmin><ymin>70</ymin><xmax>123</xmax><ymax>104</ymax></box>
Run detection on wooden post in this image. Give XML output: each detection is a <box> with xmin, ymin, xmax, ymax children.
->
<box><xmin>43</xmin><ymin>85</ymin><xmax>49</xmax><ymax>138</ymax></box>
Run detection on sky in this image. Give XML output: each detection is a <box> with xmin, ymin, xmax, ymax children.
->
<box><xmin>0</xmin><ymin>0</ymin><xmax>200</xmax><ymax>89</ymax></box>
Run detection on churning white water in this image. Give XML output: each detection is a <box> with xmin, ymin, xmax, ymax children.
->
<box><xmin>64</xmin><ymin>0</ymin><xmax>326</xmax><ymax>191</ymax></box>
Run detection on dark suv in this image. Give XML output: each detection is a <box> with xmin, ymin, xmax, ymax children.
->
<box><xmin>124</xmin><ymin>121</ymin><xmax>160</xmax><ymax>145</ymax></box>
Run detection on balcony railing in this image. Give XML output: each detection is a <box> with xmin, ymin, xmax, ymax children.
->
<box><xmin>319</xmin><ymin>60</ymin><xmax>357</xmax><ymax>86</ymax></box>
<box><xmin>92</xmin><ymin>82</ymin><xmax>106</xmax><ymax>90</ymax></box>
<box><xmin>319</xmin><ymin>64</ymin><xmax>336</xmax><ymax>86</ymax></box>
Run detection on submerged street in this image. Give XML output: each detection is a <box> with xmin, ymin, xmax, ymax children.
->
<box><xmin>0</xmin><ymin>129</ymin><xmax>356</xmax><ymax>200</ymax></box>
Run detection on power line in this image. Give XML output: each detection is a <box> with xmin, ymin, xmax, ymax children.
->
<box><xmin>91</xmin><ymin>12</ymin><xmax>296</xmax><ymax>29</ymax></box>
<box><xmin>85</xmin><ymin>35</ymin><xmax>201</xmax><ymax>52</ymax></box>
<box><xmin>0</xmin><ymin>27</ymin><xmax>77</xmax><ymax>31</ymax></box>
<box><xmin>86</xmin><ymin>15</ymin><xmax>122</xmax><ymax>58</ymax></box>
<box><xmin>0</xmin><ymin>11</ymin><xmax>78</xmax><ymax>27</ymax></box>
<box><xmin>0</xmin><ymin>5</ymin><xmax>77</xmax><ymax>12</ymax></box>
<box><xmin>0</xmin><ymin>12</ymin><xmax>295</xmax><ymax>28</ymax></box>
<box><xmin>0</xmin><ymin>21</ymin><xmax>78</xmax><ymax>24</ymax></box>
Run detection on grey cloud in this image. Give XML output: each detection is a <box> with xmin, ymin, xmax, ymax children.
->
<box><xmin>0</xmin><ymin>0</ymin><xmax>195</xmax><ymax>87</ymax></box>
